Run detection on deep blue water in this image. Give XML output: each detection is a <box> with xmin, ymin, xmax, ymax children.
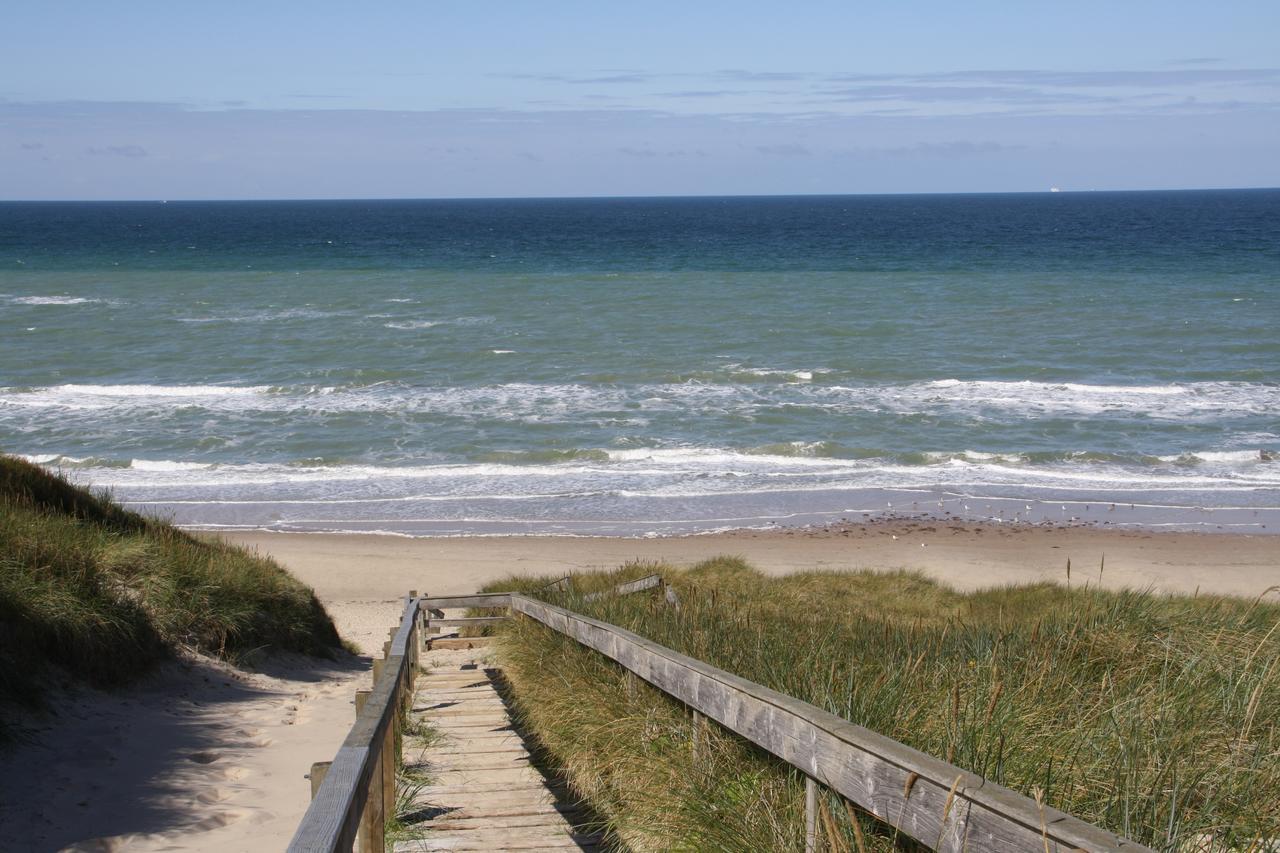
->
<box><xmin>1</xmin><ymin>191</ymin><xmax>1277</xmax><ymax>534</ymax></box>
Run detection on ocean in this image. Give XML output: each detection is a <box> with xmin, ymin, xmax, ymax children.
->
<box><xmin>1</xmin><ymin>191</ymin><xmax>1278</xmax><ymax>535</ymax></box>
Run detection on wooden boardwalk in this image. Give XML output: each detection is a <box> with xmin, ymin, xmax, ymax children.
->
<box><xmin>393</xmin><ymin>642</ymin><xmax>604</xmax><ymax>852</ymax></box>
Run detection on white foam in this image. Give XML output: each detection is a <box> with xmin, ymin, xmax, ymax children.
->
<box><xmin>175</xmin><ymin>307</ymin><xmax>332</xmax><ymax>324</ymax></box>
<box><xmin>130</xmin><ymin>459</ymin><xmax>212</xmax><ymax>472</ymax></box>
<box><xmin>902</xmin><ymin>379</ymin><xmax>1277</xmax><ymax>418</ymax></box>
<box><xmin>0</xmin><ymin>383</ymin><xmax>272</xmax><ymax>412</ymax></box>
<box><xmin>729</xmin><ymin>365</ymin><xmax>822</xmax><ymax>382</ymax></box>
<box><xmin>3</xmin><ymin>379</ymin><xmax>1277</xmax><ymax>427</ymax></box>
<box><xmin>1157</xmin><ymin>450</ymin><xmax>1271</xmax><ymax>464</ymax></box>
<box><xmin>8</xmin><ymin>296</ymin><xmax>111</xmax><ymax>306</ymax></box>
<box><xmin>384</xmin><ymin>320</ymin><xmax>441</xmax><ymax>330</ymax></box>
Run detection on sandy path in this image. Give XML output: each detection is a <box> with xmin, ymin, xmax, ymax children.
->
<box><xmin>0</xmin><ymin>649</ymin><xmax>374</xmax><ymax>853</ymax></box>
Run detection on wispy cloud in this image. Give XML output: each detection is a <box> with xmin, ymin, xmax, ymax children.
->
<box><xmin>493</xmin><ymin>70</ymin><xmax>658</xmax><ymax>85</ymax></box>
<box><xmin>86</xmin><ymin>144</ymin><xmax>148</xmax><ymax>157</ymax></box>
<box><xmin>815</xmin><ymin>84</ymin><xmax>1116</xmax><ymax>106</ymax></box>
<box><xmin>655</xmin><ymin>90</ymin><xmax>744</xmax><ymax>99</ymax></box>
<box><xmin>756</xmin><ymin>143</ymin><xmax>810</xmax><ymax>156</ymax></box>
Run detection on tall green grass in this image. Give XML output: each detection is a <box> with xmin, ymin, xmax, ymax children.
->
<box><xmin>484</xmin><ymin>559</ymin><xmax>1280</xmax><ymax>851</ymax></box>
<box><xmin>0</xmin><ymin>455</ymin><xmax>341</xmax><ymax>736</ymax></box>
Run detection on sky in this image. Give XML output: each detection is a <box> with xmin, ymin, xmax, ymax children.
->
<box><xmin>2</xmin><ymin>1</ymin><xmax>1278</xmax><ymax>199</ymax></box>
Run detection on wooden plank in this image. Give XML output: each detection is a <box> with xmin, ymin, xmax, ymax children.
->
<box><xmin>509</xmin><ymin>595</ymin><xmax>1150</xmax><ymax>853</ymax></box>
<box><xmin>428</xmin><ymin>636</ymin><xmax>494</xmax><ymax>650</ymax></box>
<box><xmin>428</xmin><ymin>616</ymin><xmax>508</xmax><ymax>627</ymax></box>
<box><xmin>581</xmin><ymin>573</ymin><xmax>662</xmax><ymax>602</ymax></box>
<box><xmin>310</xmin><ymin>761</ymin><xmax>332</xmax><ymax>800</ymax></box>
<box><xmin>418</xmin><ymin>593</ymin><xmax>513</xmax><ymax>610</ymax></box>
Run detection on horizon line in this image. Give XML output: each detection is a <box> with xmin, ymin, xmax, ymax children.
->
<box><xmin>3</xmin><ymin>186</ymin><xmax>1279</xmax><ymax>204</ymax></box>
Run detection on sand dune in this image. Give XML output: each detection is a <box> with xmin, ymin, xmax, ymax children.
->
<box><xmin>3</xmin><ymin>521</ymin><xmax>1275</xmax><ymax>851</ymax></box>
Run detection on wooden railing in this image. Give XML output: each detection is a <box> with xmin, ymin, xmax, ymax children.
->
<box><xmin>287</xmin><ymin>592</ymin><xmax>423</xmax><ymax>853</ymax></box>
<box><xmin>506</xmin><ymin>594</ymin><xmax>1153</xmax><ymax>853</ymax></box>
<box><xmin>291</xmin><ymin>578</ymin><xmax>1155</xmax><ymax>852</ymax></box>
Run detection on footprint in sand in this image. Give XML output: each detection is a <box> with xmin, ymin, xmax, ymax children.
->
<box><xmin>222</xmin><ymin>766</ymin><xmax>250</xmax><ymax>781</ymax></box>
<box><xmin>188</xmin><ymin>810</ymin><xmax>247</xmax><ymax>831</ymax></box>
<box><xmin>189</xmin><ymin>751</ymin><xmax>220</xmax><ymax>764</ymax></box>
<box><xmin>196</xmin><ymin>786</ymin><xmax>233</xmax><ymax>804</ymax></box>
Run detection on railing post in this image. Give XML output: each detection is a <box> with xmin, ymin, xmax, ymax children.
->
<box><xmin>357</xmin><ymin>746</ymin><xmax>385</xmax><ymax>853</ymax></box>
<box><xmin>355</xmin><ymin>689</ymin><xmax>371</xmax><ymax>717</ymax></box>
<box><xmin>308</xmin><ymin>761</ymin><xmax>331</xmax><ymax>800</ymax></box>
<box><xmin>804</xmin><ymin>776</ymin><xmax>818</xmax><ymax>853</ymax></box>
<box><xmin>382</xmin><ymin>709</ymin><xmax>396</xmax><ymax>831</ymax></box>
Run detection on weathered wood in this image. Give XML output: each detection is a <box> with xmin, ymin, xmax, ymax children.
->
<box><xmin>310</xmin><ymin>761</ymin><xmax>332</xmax><ymax>800</ymax></box>
<box><xmin>428</xmin><ymin>636</ymin><xmax>494</xmax><ymax>650</ymax></box>
<box><xmin>418</xmin><ymin>593</ymin><xmax>513</xmax><ymax>610</ymax></box>
<box><xmin>355</xmin><ymin>689</ymin><xmax>371</xmax><ymax>717</ymax></box>
<box><xmin>581</xmin><ymin>573</ymin><xmax>662</xmax><ymax>602</ymax></box>
<box><xmin>428</xmin><ymin>615</ymin><xmax>508</xmax><ymax>627</ymax></box>
<box><xmin>804</xmin><ymin>776</ymin><xmax>818</xmax><ymax>853</ymax></box>
<box><xmin>509</xmin><ymin>595</ymin><xmax>1150</xmax><ymax>853</ymax></box>
<box><xmin>381</xmin><ymin>713</ymin><xmax>395</xmax><ymax>833</ymax></box>
<box><xmin>358</xmin><ymin>746</ymin><xmax>384</xmax><ymax>853</ymax></box>
<box><xmin>288</xmin><ymin>594</ymin><xmax>420</xmax><ymax>853</ymax></box>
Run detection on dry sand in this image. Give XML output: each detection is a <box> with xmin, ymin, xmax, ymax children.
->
<box><xmin>225</xmin><ymin>521</ymin><xmax>1280</xmax><ymax>603</ymax></box>
<box><xmin>4</xmin><ymin>522</ymin><xmax>1276</xmax><ymax>851</ymax></box>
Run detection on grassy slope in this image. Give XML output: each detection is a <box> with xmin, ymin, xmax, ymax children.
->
<box><xmin>484</xmin><ymin>559</ymin><xmax>1280</xmax><ymax>852</ymax></box>
<box><xmin>0</xmin><ymin>456</ymin><xmax>341</xmax><ymax>733</ymax></box>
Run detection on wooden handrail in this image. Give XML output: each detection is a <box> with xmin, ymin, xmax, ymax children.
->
<box><xmin>288</xmin><ymin>594</ymin><xmax>422</xmax><ymax>853</ymax></box>
<box><xmin>508</xmin><ymin>595</ymin><xmax>1154</xmax><ymax>853</ymax></box>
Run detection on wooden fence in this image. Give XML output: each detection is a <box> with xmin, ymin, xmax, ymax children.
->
<box><xmin>506</xmin><ymin>593</ymin><xmax>1154</xmax><ymax>853</ymax></box>
<box><xmin>287</xmin><ymin>592</ymin><xmax>423</xmax><ymax>853</ymax></box>
<box><xmin>289</xmin><ymin>579</ymin><xmax>1155</xmax><ymax>852</ymax></box>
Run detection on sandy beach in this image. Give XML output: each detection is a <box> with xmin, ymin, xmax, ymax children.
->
<box><xmin>222</xmin><ymin>521</ymin><xmax>1280</xmax><ymax>605</ymax></box>
<box><xmin>4</xmin><ymin>522</ymin><xmax>1275</xmax><ymax>851</ymax></box>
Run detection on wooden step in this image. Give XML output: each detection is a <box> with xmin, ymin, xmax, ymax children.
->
<box><xmin>394</xmin><ymin>827</ymin><xmax>604</xmax><ymax>851</ymax></box>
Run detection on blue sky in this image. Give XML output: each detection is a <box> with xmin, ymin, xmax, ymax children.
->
<box><xmin>2</xmin><ymin>1</ymin><xmax>1278</xmax><ymax>198</ymax></box>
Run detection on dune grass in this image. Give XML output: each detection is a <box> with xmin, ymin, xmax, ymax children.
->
<box><xmin>483</xmin><ymin>559</ymin><xmax>1280</xmax><ymax>851</ymax></box>
<box><xmin>0</xmin><ymin>455</ymin><xmax>341</xmax><ymax>737</ymax></box>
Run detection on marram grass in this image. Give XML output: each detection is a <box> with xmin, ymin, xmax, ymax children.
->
<box><xmin>0</xmin><ymin>455</ymin><xmax>341</xmax><ymax>736</ymax></box>
<box><xmin>483</xmin><ymin>558</ymin><xmax>1280</xmax><ymax>852</ymax></box>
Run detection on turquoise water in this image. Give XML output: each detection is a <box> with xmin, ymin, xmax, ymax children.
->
<box><xmin>1</xmin><ymin>192</ymin><xmax>1278</xmax><ymax>534</ymax></box>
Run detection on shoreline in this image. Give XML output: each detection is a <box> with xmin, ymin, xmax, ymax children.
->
<box><xmin>218</xmin><ymin>518</ymin><xmax>1280</xmax><ymax>602</ymax></box>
